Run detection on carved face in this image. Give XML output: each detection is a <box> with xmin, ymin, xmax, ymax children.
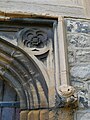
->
<box><xmin>58</xmin><ymin>85</ymin><xmax>75</xmax><ymax>97</ymax></box>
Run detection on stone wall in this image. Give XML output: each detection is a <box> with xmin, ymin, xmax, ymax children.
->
<box><xmin>66</xmin><ymin>18</ymin><xmax>90</xmax><ymax>120</ymax></box>
<box><xmin>0</xmin><ymin>0</ymin><xmax>90</xmax><ymax>120</ymax></box>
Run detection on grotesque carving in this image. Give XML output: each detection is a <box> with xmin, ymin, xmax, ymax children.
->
<box><xmin>56</xmin><ymin>85</ymin><xmax>77</xmax><ymax>107</ymax></box>
<box><xmin>58</xmin><ymin>85</ymin><xmax>75</xmax><ymax>97</ymax></box>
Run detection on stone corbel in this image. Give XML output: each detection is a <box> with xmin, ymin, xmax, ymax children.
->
<box><xmin>54</xmin><ymin>16</ymin><xmax>77</xmax><ymax>108</ymax></box>
<box><xmin>56</xmin><ymin>85</ymin><xmax>77</xmax><ymax>107</ymax></box>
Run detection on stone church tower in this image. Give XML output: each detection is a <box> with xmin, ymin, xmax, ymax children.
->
<box><xmin>0</xmin><ymin>0</ymin><xmax>90</xmax><ymax>120</ymax></box>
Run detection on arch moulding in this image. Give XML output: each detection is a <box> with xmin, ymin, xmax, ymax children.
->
<box><xmin>0</xmin><ymin>14</ymin><xmax>77</xmax><ymax>120</ymax></box>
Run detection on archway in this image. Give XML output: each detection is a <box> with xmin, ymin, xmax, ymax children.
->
<box><xmin>0</xmin><ymin>38</ymin><xmax>49</xmax><ymax>115</ymax></box>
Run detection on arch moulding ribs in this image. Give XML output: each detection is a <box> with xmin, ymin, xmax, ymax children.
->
<box><xmin>0</xmin><ymin>13</ymin><xmax>72</xmax><ymax>89</ymax></box>
<box><xmin>0</xmin><ymin>15</ymin><xmax>77</xmax><ymax>120</ymax></box>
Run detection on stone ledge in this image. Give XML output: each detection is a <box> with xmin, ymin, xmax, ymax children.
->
<box><xmin>0</xmin><ymin>1</ymin><xmax>84</xmax><ymax>18</ymax></box>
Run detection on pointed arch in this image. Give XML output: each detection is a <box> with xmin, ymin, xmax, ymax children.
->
<box><xmin>0</xmin><ymin>38</ymin><xmax>49</xmax><ymax>109</ymax></box>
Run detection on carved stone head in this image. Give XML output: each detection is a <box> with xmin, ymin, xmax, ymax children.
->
<box><xmin>58</xmin><ymin>85</ymin><xmax>75</xmax><ymax>97</ymax></box>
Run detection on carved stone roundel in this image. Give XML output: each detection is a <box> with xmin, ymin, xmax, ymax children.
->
<box><xmin>22</xmin><ymin>28</ymin><xmax>48</xmax><ymax>48</ymax></box>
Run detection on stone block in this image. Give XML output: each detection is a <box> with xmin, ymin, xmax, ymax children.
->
<box><xmin>40</xmin><ymin>110</ymin><xmax>49</xmax><ymax>120</ymax></box>
<box><xmin>75</xmin><ymin>49</ymin><xmax>90</xmax><ymax>62</ymax></box>
<box><xmin>20</xmin><ymin>110</ymin><xmax>29</xmax><ymax>120</ymax></box>
<box><xmin>68</xmin><ymin>50</ymin><xmax>75</xmax><ymax>63</ymax></box>
<box><xmin>0</xmin><ymin>0</ymin><xmax>83</xmax><ymax>6</ymax></box>
<box><xmin>71</xmin><ymin>79</ymin><xmax>84</xmax><ymax>90</ymax></box>
<box><xmin>66</xmin><ymin>19</ymin><xmax>90</xmax><ymax>33</ymax></box>
<box><xmin>49</xmin><ymin>110</ymin><xmax>55</xmax><ymax>120</ymax></box>
<box><xmin>84</xmin><ymin>0</ymin><xmax>90</xmax><ymax>18</ymax></box>
<box><xmin>67</xmin><ymin>34</ymin><xmax>90</xmax><ymax>47</ymax></box>
<box><xmin>74</xmin><ymin>110</ymin><xmax>90</xmax><ymax>120</ymax></box>
<box><xmin>28</xmin><ymin>110</ymin><xmax>40</xmax><ymax>120</ymax></box>
<box><xmin>70</xmin><ymin>65</ymin><xmax>90</xmax><ymax>79</ymax></box>
<box><xmin>0</xmin><ymin>0</ymin><xmax>84</xmax><ymax>18</ymax></box>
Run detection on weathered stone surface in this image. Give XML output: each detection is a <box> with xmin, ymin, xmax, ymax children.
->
<box><xmin>49</xmin><ymin>108</ymin><xmax>72</xmax><ymax>120</ymax></box>
<box><xmin>84</xmin><ymin>0</ymin><xmax>90</xmax><ymax>18</ymax></box>
<box><xmin>28</xmin><ymin>110</ymin><xmax>40</xmax><ymax>120</ymax></box>
<box><xmin>68</xmin><ymin>50</ymin><xmax>75</xmax><ymax>63</ymax></box>
<box><xmin>71</xmin><ymin>79</ymin><xmax>84</xmax><ymax>90</ymax></box>
<box><xmin>70</xmin><ymin>65</ymin><xmax>90</xmax><ymax>79</ymax></box>
<box><xmin>81</xmin><ymin>113</ymin><xmax>90</xmax><ymax>120</ymax></box>
<box><xmin>0</xmin><ymin>0</ymin><xmax>84</xmax><ymax>18</ymax></box>
<box><xmin>0</xmin><ymin>0</ymin><xmax>89</xmax><ymax>120</ymax></box>
<box><xmin>20</xmin><ymin>108</ymin><xmax>73</xmax><ymax>120</ymax></box>
<box><xmin>58</xmin><ymin>107</ymin><xmax>73</xmax><ymax>120</ymax></box>
<box><xmin>20</xmin><ymin>111</ymin><xmax>29</xmax><ymax>120</ymax></box>
<box><xmin>75</xmin><ymin>49</ymin><xmax>90</xmax><ymax>62</ymax></box>
<box><xmin>78</xmin><ymin>89</ymin><xmax>88</xmax><ymax>108</ymax></box>
<box><xmin>40</xmin><ymin>110</ymin><xmax>49</xmax><ymax>120</ymax></box>
<box><xmin>58</xmin><ymin>85</ymin><xmax>75</xmax><ymax>97</ymax></box>
<box><xmin>57</xmin><ymin>85</ymin><xmax>77</xmax><ymax>107</ymax></box>
<box><xmin>74</xmin><ymin>110</ymin><xmax>90</xmax><ymax>120</ymax></box>
<box><xmin>67</xmin><ymin>18</ymin><xmax>90</xmax><ymax>120</ymax></box>
<box><xmin>67</xmin><ymin>19</ymin><xmax>90</xmax><ymax>33</ymax></box>
<box><xmin>0</xmin><ymin>0</ymin><xmax>83</xmax><ymax>6</ymax></box>
<box><xmin>71</xmin><ymin>79</ymin><xmax>90</xmax><ymax>109</ymax></box>
<box><xmin>67</xmin><ymin>34</ymin><xmax>90</xmax><ymax>47</ymax></box>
